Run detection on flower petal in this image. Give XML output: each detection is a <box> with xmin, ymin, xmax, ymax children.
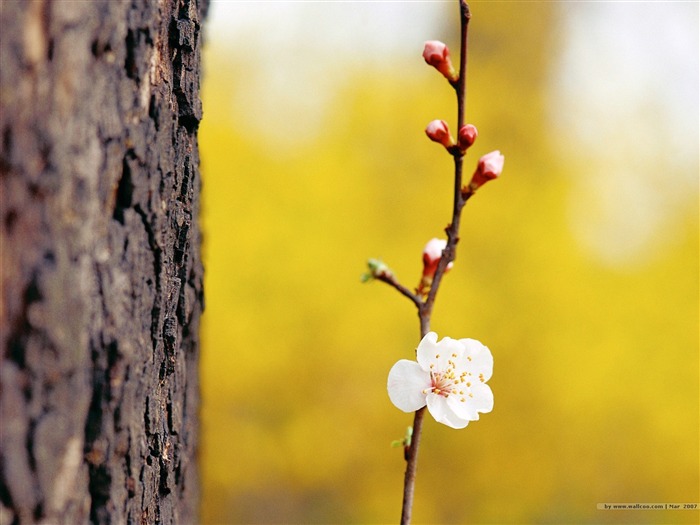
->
<box><xmin>468</xmin><ymin>382</ymin><xmax>494</xmax><ymax>416</ymax></box>
<box><xmin>418</xmin><ymin>332</ymin><xmax>465</xmax><ymax>372</ymax></box>
<box><xmin>416</xmin><ymin>332</ymin><xmax>439</xmax><ymax>371</ymax></box>
<box><xmin>459</xmin><ymin>338</ymin><xmax>494</xmax><ymax>382</ymax></box>
<box><xmin>387</xmin><ymin>360</ymin><xmax>429</xmax><ymax>412</ymax></box>
<box><xmin>437</xmin><ymin>336</ymin><xmax>465</xmax><ymax>360</ymax></box>
<box><xmin>445</xmin><ymin>392</ymin><xmax>472</xmax><ymax>420</ymax></box>
<box><xmin>426</xmin><ymin>393</ymin><xmax>469</xmax><ymax>429</ymax></box>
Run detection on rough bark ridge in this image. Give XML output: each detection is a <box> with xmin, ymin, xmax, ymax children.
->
<box><xmin>0</xmin><ymin>0</ymin><xmax>208</xmax><ymax>523</ymax></box>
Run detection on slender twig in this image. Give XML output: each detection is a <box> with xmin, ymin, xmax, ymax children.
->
<box><xmin>399</xmin><ymin>407</ymin><xmax>426</xmax><ymax>524</ymax></box>
<box><xmin>376</xmin><ymin>274</ymin><xmax>423</xmax><ymax>310</ymax></box>
<box><xmin>422</xmin><ymin>0</ymin><xmax>471</xmax><ymax>324</ymax></box>
<box><xmin>399</xmin><ymin>3</ymin><xmax>472</xmax><ymax>524</ymax></box>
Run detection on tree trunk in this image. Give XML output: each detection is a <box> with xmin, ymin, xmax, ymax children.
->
<box><xmin>0</xmin><ymin>0</ymin><xmax>208</xmax><ymax>523</ymax></box>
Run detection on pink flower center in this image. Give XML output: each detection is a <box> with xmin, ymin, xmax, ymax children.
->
<box><xmin>423</xmin><ymin>353</ymin><xmax>472</xmax><ymax>403</ymax></box>
<box><xmin>430</xmin><ymin>371</ymin><xmax>455</xmax><ymax>397</ymax></box>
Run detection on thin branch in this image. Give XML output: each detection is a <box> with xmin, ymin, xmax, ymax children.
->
<box><xmin>457</xmin><ymin>0</ymin><xmax>471</xmax><ymax>131</ymax></box>
<box><xmin>376</xmin><ymin>274</ymin><xmax>423</xmax><ymax>310</ymax></box>
<box><xmin>399</xmin><ymin>407</ymin><xmax>426</xmax><ymax>525</ymax></box>
<box><xmin>423</xmin><ymin>0</ymin><xmax>471</xmax><ymax>322</ymax></box>
<box><xmin>399</xmin><ymin>3</ymin><xmax>472</xmax><ymax>525</ymax></box>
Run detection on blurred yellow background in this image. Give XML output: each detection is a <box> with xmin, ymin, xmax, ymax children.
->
<box><xmin>199</xmin><ymin>2</ymin><xmax>699</xmax><ymax>524</ymax></box>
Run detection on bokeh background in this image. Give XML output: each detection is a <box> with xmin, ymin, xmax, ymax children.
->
<box><xmin>198</xmin><ymin>1</ymin><xmax>699</xmax><ymax>524</ymax></box>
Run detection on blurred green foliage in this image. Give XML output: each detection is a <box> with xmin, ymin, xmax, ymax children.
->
<box><xmin>199</xmin><ymin>3</ymin><xmax>698</xmax><ymax>524</ymax></box>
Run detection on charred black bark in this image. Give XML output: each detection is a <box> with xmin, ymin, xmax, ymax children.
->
<box><xmin>0</xmin><ymin>0</ymin><xmax>208</xmax><ymax>523</ymax></box>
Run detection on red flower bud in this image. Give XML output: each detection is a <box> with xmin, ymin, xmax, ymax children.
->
<box><xmin>425</xmin><ymin>120</ymin><xmax>455</xmax><ymax>149</ymax></box>
<box><xmin>422</xmin><ymin>40</ymin><xmax>458</xmax><ymax>82</ymax></box>
<box><xmin>469</xmin><ymin>150</ymin><xmax>504</xmax><ymax>191</ymax></box>
<box><xmin>418</xmin><ymin>238</ymin><xmax>453</xmax><ymax>296</ymax></box>
<box><xmin>457</xmin><ymin>124</ymin><xmax>478</xmax><ymax>151</ymax></box>
<box><xmin>422</xmin><ymin>238</ymin><xmax>446</xmax><ymax>278</ymax></box>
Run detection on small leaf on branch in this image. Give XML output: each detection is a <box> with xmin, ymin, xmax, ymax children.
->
<box><xmin>361</xmin><ymin>258</ymin><xmax>394</xmax><ymax>282</ymax></box>
<box><xmin>391</xmin><ymin>426</ymin><xmax>413</xmax><ymax>449</ymax></box>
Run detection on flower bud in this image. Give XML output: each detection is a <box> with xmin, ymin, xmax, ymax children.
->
<box><xmin>425</xmin><ymin>120</ymin><xmax>455</xmax><ymax>149</ymax></box>
<box><xmin>418</xmin><ymin>238</ymin><xmax>453</xmax><ymax>296</ymax></box>
<box><xmin>423</xmin><ymin>40</ymin><xmax>458</xmax><ymax>82</ymax></box>
<box><xmin>468</xmin><ymin>150</ymin><xmax>504</xmax><ymax>192</ymax></box>
<box><xmin>422</xmin><ymin>238</ymin><xmax>446</xmax><ymax>278</ymax></box>
<box><xmin>457</xmin><ymin>124</ymin><xmax>478</xmax><ymax>151</ymax></box>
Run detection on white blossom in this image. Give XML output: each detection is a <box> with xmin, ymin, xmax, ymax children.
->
<box><xmin>387</xmin><ymin>332</ymin><xmax>493</xmax><ymax>429</ymax></box>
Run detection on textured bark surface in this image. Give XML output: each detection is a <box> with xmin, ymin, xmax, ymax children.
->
<box><xmin>0</xmin><ymin>0</ymin><xmax>207</xmax><ymax>523</ymax></box>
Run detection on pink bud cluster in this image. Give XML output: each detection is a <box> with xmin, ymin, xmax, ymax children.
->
<box><xmin>422</xmin><ymin>39</ymin><xmax>505</xmax><ymax>191</ymax></box>
<box><xmin>425</xmin><ymin>120</ymin><xmax>478</xmax><ymax>153</ymax></box>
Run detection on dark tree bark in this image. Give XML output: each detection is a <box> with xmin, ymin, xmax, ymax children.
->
<box><xmin>0</xmin><ymin>0</ymin><xmax>207</xmax><ymax>523</ymax></box>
